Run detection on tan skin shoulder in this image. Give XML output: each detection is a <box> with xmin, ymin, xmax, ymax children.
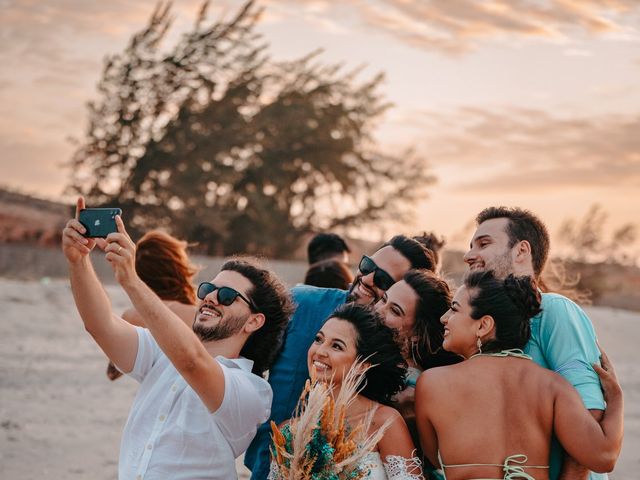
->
<box><xmin>426</xmin><ymin>361</ymin><xmax>469</xmax><ymax>378</ymax></box>
<box><xmin>416</xmin><ymin>363</ymin><xmax>464</xmax><ymax>397</ymax></box>
<box><xmin>373</xmin><ymin>403</ymin><xmax>419</xmax><ymax>461</ymax></box>
<box><xmin>372</xmin><ymin>404</ymin><xmax>403</xmax><ymax>428</ymax></box>
<box><xmin>546</xmin><ymin>366</ymin><xmax>577</xmax><ymax>402</ymax></box>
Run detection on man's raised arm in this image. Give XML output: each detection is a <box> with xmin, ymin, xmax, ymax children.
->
<box><xmin>102</xmin><ymin>216</ymin><xmax>227</xmax><ymax>413</ymax></box>
<box><xmin>63</xmin><ymin>197</ymin><xmax>138</xmax><ymax>372</ymax></box>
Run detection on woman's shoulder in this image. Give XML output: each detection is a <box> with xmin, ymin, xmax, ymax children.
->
<box><xmin>537</xmin><ymin>363</ymin><xmax>575</xmax><ymax>391</ymax></box>
<box><xmin>503</xmin><ymin>359</ymin><xmax>566</xmax><ymax>402</ymax></box>
<box><xmin>416</xmin><ymin>362</ymin><xmax>466</xmax><ymax>388</ymax></box>
<box><xmin>373</xmin><ymin>404</ymin><xmax>403</xmax><ymax>424</ymax></box>
<box><xmin>369</xmin><ymin>403</ymin><xmax>407</xmax><ymax>437</ymax></box>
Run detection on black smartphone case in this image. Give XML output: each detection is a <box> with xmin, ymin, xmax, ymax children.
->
<box><xmin>78</xmin><ymin>208</ymin><xmax>122</xmax><ymax>238</ymax></box>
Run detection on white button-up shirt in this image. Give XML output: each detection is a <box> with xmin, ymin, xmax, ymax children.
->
<box><xmin>118</xmin><ymin>327</ymin><xmax>272</xmax><ymax>480</ymax></box>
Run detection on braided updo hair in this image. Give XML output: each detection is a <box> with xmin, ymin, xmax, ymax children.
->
<box><xmin>464</xmin><ymin>271</ymin><xmax>542</xmax><ymax>352</ymax></box>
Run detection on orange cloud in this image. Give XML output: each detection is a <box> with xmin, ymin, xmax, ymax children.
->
<box><xmin>268</xmin><ymin>0</ymin><xmax>639</xmax><ymax>54</ymax></box>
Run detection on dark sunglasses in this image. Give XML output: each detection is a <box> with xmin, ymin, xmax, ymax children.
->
<box><xmin>197</xmin><ymin>282</ymin><xmax>257</xmax><ymax>312</ymax></box>
<box><xmin>358</xmin><ymin>255</ymin><xmax>396</xmax><ymax>291</ymax></box>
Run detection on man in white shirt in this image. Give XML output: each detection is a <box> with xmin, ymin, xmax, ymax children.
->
<box><xmin>62</xmin><ymin>198</ymin><xmax>294</xmax><ymax>480</ymax></box>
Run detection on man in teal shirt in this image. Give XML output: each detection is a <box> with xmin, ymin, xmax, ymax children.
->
<box><xmin>465</xmin><ymin>206</ymin><xmax>607</xmax><ymax>480</ymax></box>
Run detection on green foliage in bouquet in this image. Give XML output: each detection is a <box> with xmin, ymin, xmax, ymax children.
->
<box><xmin>269</xmin><ymin>362</ymin><xmax>392</xmax><ymax>479</ymax></box>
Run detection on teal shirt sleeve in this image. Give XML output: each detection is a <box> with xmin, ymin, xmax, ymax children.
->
<box><xmin>534</xmin><ymin>294</ymin><xmax>605</xmax><ymax>410</ymax></box>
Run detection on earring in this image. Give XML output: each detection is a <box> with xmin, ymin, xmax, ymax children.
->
<box><xmin>476</xmin><ymin>336</ymin><xmax>483</xmax><ymax>354</ymax></box>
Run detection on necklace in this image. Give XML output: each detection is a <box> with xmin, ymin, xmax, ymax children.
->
<box><xmin>469</xmin><ymin>348</ymin><xmax>532</xmax><ymax>360</ymax></box>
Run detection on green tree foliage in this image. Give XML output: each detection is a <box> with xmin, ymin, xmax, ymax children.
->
<box><xmin>67</xmin><ymin>0</ymin><xmax>433</xmax><ymax>256</ymax></box>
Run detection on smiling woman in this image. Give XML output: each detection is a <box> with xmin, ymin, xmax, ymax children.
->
<box><xmin>374</xmin><ymin>269</ymin><xmax>462</xmax><ymax>478</ymax></box>
<box><xmin>308</xmin><ymin>305</ymin><xmax>406</xmax><ymax>404</ymax></box>
<box><xmin>376</xmin><ymin>269</ymin><xmax>460</xmax><ymax>372</ymax></box>
<box><xmin>269</xmin><ymin>303</ymin><xmax>425</xmax><ymax>479</ymax></box>
<box><xmin>416</xmin><ymin>271</ymin><xmax>624</xmax><ymax>479</ymax></box>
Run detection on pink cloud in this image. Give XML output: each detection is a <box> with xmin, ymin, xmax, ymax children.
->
<box><xmin>410</xmin><ymin>107</ymin><xmax>640</xmax><ymax>191</ymax></box>
<box><xmin>269</xmin><ymin>0</ymin><xmax>639</xmax><ymax>54</ymax></box>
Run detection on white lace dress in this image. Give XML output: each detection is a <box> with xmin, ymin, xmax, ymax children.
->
<box><xmin>268</xmin><ymin>453</ymin><xmax>423</xmax><ymax>480</ymax></box>
<box><xmin>362</xmin><ymin>452</ymin><xmax>423</xmax><ymax>479</ymax></box>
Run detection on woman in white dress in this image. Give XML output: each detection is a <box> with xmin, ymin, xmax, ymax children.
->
<box><xmin>269</xmin><ymin>303</ymin><xmax>424</xmax><ymax>479</ymax></box>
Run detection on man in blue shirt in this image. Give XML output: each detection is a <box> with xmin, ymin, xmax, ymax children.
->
<box><xmin>245</xmin><ymin>235</ymin><xmax>435</xmax><ymax>479</ymax></box>
<box><xmin>464</xmin><ymin>206</ymin><xmax>608</xmax><ymax>480</ymax></box>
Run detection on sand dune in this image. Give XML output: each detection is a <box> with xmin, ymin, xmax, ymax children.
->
<box><xmin>0</xmin><ymin>278</ymin><xmax>637</xmax><ymax>479</ymax></box>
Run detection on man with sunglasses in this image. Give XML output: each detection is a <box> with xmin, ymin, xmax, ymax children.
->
<box><xmin>245</xmin><ymin>234</ymin><xmax>435</xmax><ymax>479</ymax></box>
<box><xmin>62</xmin><ymin>198</ymin><xmax>293</xmax><ymax>480</ymax></box>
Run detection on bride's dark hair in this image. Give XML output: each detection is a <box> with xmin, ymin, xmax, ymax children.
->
<box><xmin>329</xmin><ymin>303</ymin><xmax>407</xmax><ymax>405</ymax></box>
<box><xmin>464</xmin><ymin>271</ymin><xmax>542</xmax><ymax>353</ymax></box>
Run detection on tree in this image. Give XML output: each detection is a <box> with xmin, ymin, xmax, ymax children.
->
<box><xmin>559</xmin><ymin>204</ymin><xmax>638</xmax><ymax>265</ymax></box>
<box><xmin>67</xmin><ymin>0</ymin><xmax>433</xmax><ymax>256</ymax></box>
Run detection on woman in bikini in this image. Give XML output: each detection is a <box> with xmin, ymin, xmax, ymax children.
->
<box><xmin>415</xmin><ymin>271</ymin><xmax>623</xmax><ymax>480</ymax></box>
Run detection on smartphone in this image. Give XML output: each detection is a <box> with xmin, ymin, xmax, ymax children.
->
<box><xmin>78</xmin><ymin>208</ymin><xmax>122</xmax><ymax>238</ymax></box>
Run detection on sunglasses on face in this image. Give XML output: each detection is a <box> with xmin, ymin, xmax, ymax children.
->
<box><xmin>358</xmin><ymin>255</ymin><xmax>396</xmax><ymax>291</ymax></box>
<box><xmin>197</xmin><ymin>282</ymin><xmax>257</xmax><ymax>312</ymax></box>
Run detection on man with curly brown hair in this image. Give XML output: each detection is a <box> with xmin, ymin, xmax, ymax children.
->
<box><xmin>62</xmin><ymin>197</ymin><xmax>294</xmax><ymax>480</ymax></box>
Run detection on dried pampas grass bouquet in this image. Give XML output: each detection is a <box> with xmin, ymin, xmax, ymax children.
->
<box><xmin>269</xmin><ymin>360</ymin><xmax>392</xmax><ymax>480</ymax></box>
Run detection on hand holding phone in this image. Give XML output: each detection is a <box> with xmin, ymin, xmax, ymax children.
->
<box><xmin>78</xmin><ymin>208</ymin><xmax>122</xmax><ymax>238</ymax></box>
<box><xmin>62</xmin><ymin>197</ymin><xmax>101</xmax><ymax>263</ymax></box>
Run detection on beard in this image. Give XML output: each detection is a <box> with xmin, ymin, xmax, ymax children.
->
<box><xmin>192</xmin><ymin>313</ymin><xmax>248</xmax><ymax>342</ymax></box>
<box><xmin>485</xmin><ymin>249</ymin><xmax>515</xmax><ymax>279</ymax></box>
<box><xmin>346</xmin><ymin>275</ymin><xmax>379</xmax><ymax>305</ymax></box>
<box><xmin>346</xmin><ymin>277</ymin><xmax>359</xmax><ymax>303</ymax></box>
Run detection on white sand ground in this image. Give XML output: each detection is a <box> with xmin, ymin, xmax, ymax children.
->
<box><xmin>0</xmin><ymin>278</ymin><xmax>637</xmax><ymax>479</ymax></box>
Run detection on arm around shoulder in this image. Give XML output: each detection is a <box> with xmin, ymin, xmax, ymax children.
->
<box><xmin>552</xmin><ymin>364</ymin><xmax>623</xmax><ymax>473</ymax></box>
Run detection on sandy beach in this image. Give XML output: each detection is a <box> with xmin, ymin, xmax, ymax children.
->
<box><xmin>1</xmin><ymin>277</ymin><xmax>638</xmax><ymax>479</ymax></box>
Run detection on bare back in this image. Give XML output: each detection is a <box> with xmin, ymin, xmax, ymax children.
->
<box><xmin>419</xmin><ymin>356</ymin><xmax>560</xmax><ymax>480</ymax></box>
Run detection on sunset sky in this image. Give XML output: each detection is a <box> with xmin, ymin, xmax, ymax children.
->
<box><xmin>1</xmin><ymin>0</ymin><xmax>639</xmax><ymax>254</ymax></box>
